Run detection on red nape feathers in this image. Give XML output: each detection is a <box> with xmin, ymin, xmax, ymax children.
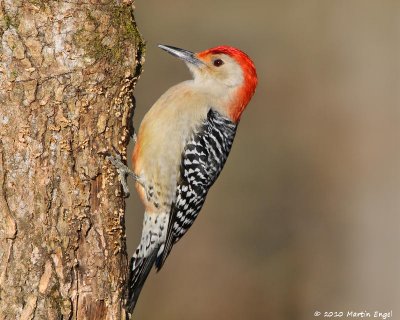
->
<box><xmin>198</xmin><ymin>46</ymin><xmax>258</xmax><ymax>123</ymax></box>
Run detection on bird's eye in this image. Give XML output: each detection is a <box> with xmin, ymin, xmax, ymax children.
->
<box><xmin>213</xmin><ymin>59</ymin><xmax>224</xmax><ymax>67</ymax></box>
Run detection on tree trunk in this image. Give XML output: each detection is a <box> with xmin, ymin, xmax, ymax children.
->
<box><xmin>0</xmin><ymin>1</ymin><xmax>144</xmax><ymax>319</ymax></box>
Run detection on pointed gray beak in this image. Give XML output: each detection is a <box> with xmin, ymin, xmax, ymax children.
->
<box><xmin>158</xmin><ymin>44</ymin><xmax>204</xmax><ymax>67</ymax></box>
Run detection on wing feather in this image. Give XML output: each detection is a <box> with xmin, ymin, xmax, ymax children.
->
<box><xmin>155</xmin><ymin>109</ymin><xmax>237</xmax><ymax>270</ymax></box>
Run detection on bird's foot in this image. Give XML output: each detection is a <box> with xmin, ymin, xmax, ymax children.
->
<box><xmin>106</xmin><ymin>154</ymin><xmax>141</xmax><ymax>197</ymax></box>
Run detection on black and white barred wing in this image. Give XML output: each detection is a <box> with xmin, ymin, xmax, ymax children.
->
<box><xmin>156</xmin><ymin>109</ymin><xmax>237</xmax><ymax>270</ymax></box>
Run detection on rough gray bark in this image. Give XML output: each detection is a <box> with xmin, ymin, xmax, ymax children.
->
<box><xmin>0</xmin><ymin>1</ymin><xmax>144</xmax><ymax>319</ymax></box>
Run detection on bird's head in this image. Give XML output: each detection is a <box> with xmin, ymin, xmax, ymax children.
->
<box><xmin>158</xmin><ymin>44</ymin><xmax>258</xmax><ymax>122</ymax></box>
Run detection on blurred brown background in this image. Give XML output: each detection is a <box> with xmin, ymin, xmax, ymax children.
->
<box><xmin>126</xmin><ymin>1</ymin><xmax>400</xmax><ymax>319</ymax></box>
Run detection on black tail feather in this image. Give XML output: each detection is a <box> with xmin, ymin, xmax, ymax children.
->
<box><xmin>126</xmin><ymin>248</ymin><xmax>159</xmax><ymax>315</ymax></box>
<box><xmin>155</xmin><ymin>241</ymin><xmax>173</xmax><ymax>271</ymax></box>
<box><xmin>155</xmin><ymin>208</ymin><xmax>177</xmax><ymax>271</ymax></box>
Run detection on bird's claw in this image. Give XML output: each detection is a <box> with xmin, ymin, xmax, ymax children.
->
<box><xmin>106</xmin><ymin>154</ymin><xmax>134</xmax><ymax>197</ymax></box>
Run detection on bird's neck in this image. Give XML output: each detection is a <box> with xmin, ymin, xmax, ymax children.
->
<box><xmin>189</xmin><ymin>79</ymin><xmax>240</xmax><ymax>122</ymax></box>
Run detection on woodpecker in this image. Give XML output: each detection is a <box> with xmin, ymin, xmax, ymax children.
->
<box><xmin>125</xmin><ymin>44</ymin><xmax>257</xmax><ymax>313</ymax></box>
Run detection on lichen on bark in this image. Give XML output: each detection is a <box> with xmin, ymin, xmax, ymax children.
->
<box><xmin>0</xmin><ymin>1</ymin><xmax>144</xmax><ymax>319</ymax></box>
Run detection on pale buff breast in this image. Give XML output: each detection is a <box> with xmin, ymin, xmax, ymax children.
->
<box><xmin>132</xmin><ymin>81</ymin><xmax>210</xmax><ymax>213</ymax></box>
